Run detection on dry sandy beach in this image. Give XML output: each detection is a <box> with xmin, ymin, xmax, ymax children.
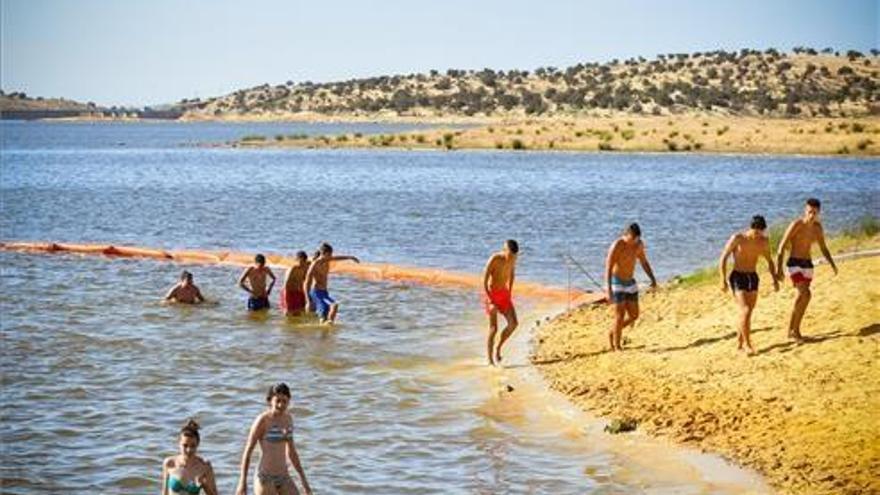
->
<box><xmin>531</xmin><ymin>236</ymin><xmax>880</xmax><ymax>495</ymax></box>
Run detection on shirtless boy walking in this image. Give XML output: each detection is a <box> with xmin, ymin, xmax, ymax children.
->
<box><xmin>281</xmin><ymin>251</ymin><xmax>310</xmax><ymax>317</ymax></box>
<box><xmin>719</xmin><ymin>215</ymin><xmax>779</xmax><ymax>354</ymax></box>
<box><xmin>482</xmin><ymin>239</ymin><xmax>519</xmax><ymax>366</ymax></box>
<box><xmin>303</xmin><ymin>243</ymin><xmax>360</xmax><ymax>324</ymax></box>
<box><xmin>238</xmin><ymin>254</ymin><xmax>276</xmax><ymax>311</ymax></box>
<box><xmin>776</xmin><ymin>198</ymin><xmax>838</xmax><ymax>341</ymax></box>
<box><xmin>164</xmin><ymin>270</ymin><xmax>205</xmax><ymax>304</ymax></box>
<box><xmin>605</xmin><ymin>224</ymin><xmax>657</xmax><ymax>351</ymax></box>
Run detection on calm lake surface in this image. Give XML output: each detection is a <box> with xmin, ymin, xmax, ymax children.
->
<box><xmin>1</xmin><ymin>121</ymin><xmax>877</xmax><ymax>494</ymax></box>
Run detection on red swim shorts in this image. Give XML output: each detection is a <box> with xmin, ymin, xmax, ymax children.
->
<box><xmin>483</xmin><ymin>288</ymin><xmax>514</xmax><ymax>314</ymax></box>
<box><xmin>280</xmin><ymin>288</ymin><xmax>306</xmax><ymax>313</ymax></box>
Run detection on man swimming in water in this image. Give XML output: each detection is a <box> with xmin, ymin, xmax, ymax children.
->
<box><xmin>303</xmin><ymin>243</ymin><xmax>360</xmax><ymax>324</ymax></box>
<box><xmin>605</xmin><ymin>223</ymin><xmax>657</xmax><ymax>351</ymax></box>
<box><xmin>281</xmin><ymin>251</ymin><xmax>310</xmax><ymax>317</ymax></box>
<box><xmin>238</xmin><ymin>254</ymin><xmax>276</xmax><ymax>311</ymax></box>
<box><xmin>164</xmin><ymin>270</ymin><xmax>205</xmax><ymax>304</ymax></box>
<box><xmin>776</xmin><ymin>198</ymin><xmax>838</xmax><ymax>341</ymax></box>
<box><xmin>483</xmin><ymin>239</ymin><xmax>519</xmax><ymax>366</ymax></box>
<box><xmin>719</xmin><ymin>215</ymin><xmax>779</xmax><ymax>355</ymax></box>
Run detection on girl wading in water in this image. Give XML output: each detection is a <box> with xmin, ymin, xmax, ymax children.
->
<box><xmin>236</xmin><ymin>383</ymin><xmax>312</xmax><ymax>495</ymax></box>
<box><xmin>161</xmin><ymin>419</ymin><xmax>219</xmax><ymax>495</ymax></box>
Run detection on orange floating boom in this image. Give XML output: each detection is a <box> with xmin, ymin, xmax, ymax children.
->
<box><xmin>0</xmin><ymin>241</ymin><xmax>598</xmax><ymax>305</ymax></box>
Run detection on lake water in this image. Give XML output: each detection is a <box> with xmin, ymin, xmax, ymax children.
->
<box><xmin>1</xmin><ymin>121</ymin><xmax>877</xmax><ymax>494</ymax></box>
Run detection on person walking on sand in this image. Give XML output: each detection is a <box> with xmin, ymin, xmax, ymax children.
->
<box><xmin>483</xmin><ymin>239</ymin><xmax>519</xmax><ymax>366</ymax></box>
<box><xmin>164</xmin><ymin>270</ymin><xmax>206</xmax><ymax>304</ymax></box>
<box><xmin>236</xmin><ymin>383</ymin><xmax>312</xmax><ymax>495</ymax></box>
<box><xmin>239</xmin><ymin>254</ymin><xmax>276</xmax><ymax>312</ymax></box>
<box><xmin>605</xmin><ymin>223</ymin><xmax>657</xmax><ymax>351</ymax></box>
<box><xmin>719</xmin><ymin>215</ymin><xmax>779</xmax><ymax>355</ymax></box>
<box><xmin>281</xmin><ymin>251</ymin><xmax>310</xmax><ymax>317</ymax></box>
<box><xmin>776</xmin><ymin>198</ymin><xmax>838</xmax><ymax>342</ymax></box>
<box><xmin>303</xmin><ymin>243</ymin><xmax>360</xmax><ymax>324</ymax></box>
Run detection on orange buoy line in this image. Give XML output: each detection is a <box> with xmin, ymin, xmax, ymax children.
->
<box><xmin>0</xmin><ymin>241</ymin><xmax>599</xmax><ymax>305</ymax></box>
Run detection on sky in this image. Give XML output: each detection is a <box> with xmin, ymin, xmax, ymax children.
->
<box><xmin>1</xmin><ymin>0</ymin><xmax>877</xmax><ymax>107</ymax></box>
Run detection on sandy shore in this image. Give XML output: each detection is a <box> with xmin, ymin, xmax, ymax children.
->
<box><xmin>531</xmin><ymin>237</ymin><xmax>880</xmax><ymax>495</ymax></box>
<box><xmin>233</xmin><ymin>115</ymin><xmax>880</xmax><ymax>156</ymax></box>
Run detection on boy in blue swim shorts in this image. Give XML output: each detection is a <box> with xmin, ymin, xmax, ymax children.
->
<box><xmin>303</xmin><ymin>243</ymin><xmax>360</xmax><ymax>324</ymax></box>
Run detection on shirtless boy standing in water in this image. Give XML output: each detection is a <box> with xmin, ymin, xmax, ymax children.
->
<box><xmin>303</xmin><ymin>243</ymin><xmax>360</xmax><ymax>324</ymax></box>
<box><xmin>483</xmin><ymin>239</ymin><xmax>519</xmax><ymax>366</ymax></box>
<box><xmin>164</xmin><ymin>270</ymin><xmax>205</xmax><ymax>304</ymax></box>
<box><xmin>719</xmin><ymin>215</ymin><xmax>779</xmax><ymax>354</ymax></box>
<box><xmin>776</xmin><ymin>198</ymin><xmax>838</xmax><ymax>341</ymax></box>
<box><xmin>238</xmin><ymin>254</ymin><xmax>276</xmax><ymax>311</ymax></box>
<box><xmin>281</xmin><ymin>251</ymin><xmax>309</xmax><ymax>317</ymax></box>
<box><xmin>605</xmin><ymin>224</ymin><xmax>657</xmax><ymax>351</ymax></box>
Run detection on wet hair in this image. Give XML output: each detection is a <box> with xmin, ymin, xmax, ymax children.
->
<box><xmin>179</xmin><ymin>418</ymin><xmax>200</xmax><ymax>444</ymax></box>
<box><xmin>180</xmin><ymin>270</ymin><xmax>193</xmax><ymax>281</ymax></box>
<box><xmin>255</xmin><ymin>254</ymin><xmax>266</xmax><ymax>265</ymax></box>
<box><xmin>319</xmin><ymin>243</ymin><xmax>333</xmax><ymax>255</ymax></box>
<box><xmin>806</xmin><ymin>198</ymin><xmax>821</xmax><ymax>210</ymax></box>
<box><xmin>296</xmin><ymin>250</ymin><xmax>308</xmax><ymax>261</ymax></box>
<box><xmin>750</xmin><ymin>215</ymin><xmax>767</xmax><ymax>230</ymax></box>
<box><xmin>266</xmin><ymin>382</ymin><xmax>292</xmax><ymax>403</ymax></box>
<box><xmin>505</xmin><ymin>239</ymin><xmax>519</xmax><ymax>254</ymax></box>
<box><xmin>626</xmin><ymin>223</ymin><xmax>642</xmax><ymax>238</ymax></box>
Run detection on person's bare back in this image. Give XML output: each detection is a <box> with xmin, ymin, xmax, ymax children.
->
<box><xmin>245</xmin><ymin>267</ymin><xmax>271</xmax><ymax>298</ymax></box>
<box><xmin>485</xmin><ymin>253</ymin><xmax>515</xmax><ymax>291</ymax></box>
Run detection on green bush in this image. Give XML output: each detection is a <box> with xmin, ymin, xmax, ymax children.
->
<box><xmin>511</xmin><ymin>139</ymin><xmax>526</xmax><ymax>150</ymax></box>
<box><xmin>241</xmin><ymin>134</ymin><xmax>266</xmax><ymax>142</ymax></box>
<box><xmin>621</xmin><ymin>129</ymin><xmax>635</xmax><ymax>140</ymax></box>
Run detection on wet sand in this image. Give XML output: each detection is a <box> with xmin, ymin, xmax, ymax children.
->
<box><xmin>532</xmin><ymin>246</ymin><xmax>880</xmax><ymax>495</ymax></box>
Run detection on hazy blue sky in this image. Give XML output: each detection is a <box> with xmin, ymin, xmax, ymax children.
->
<box><xmin>2</xmin><ymin>0</ymin><xmax>877</xmax><ymax>106</ymax></box>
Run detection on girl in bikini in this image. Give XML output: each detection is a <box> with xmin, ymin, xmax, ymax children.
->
<box><xmin>161</xmin><ymin>419</ymin><xmax>219</xmax><ymax>495</ymax></box>
<box><xmin>236</xmin><ymin>383</ymin><xmax>312</xmax><ymax>495</ymax></box>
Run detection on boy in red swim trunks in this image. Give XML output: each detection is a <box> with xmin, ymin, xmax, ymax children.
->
<box><xmin>281</xmin><ymin>251</ymin><xmax>309</xmax><ymax>316</ymax></box>
<box><xmin>482</xmin><ymin>239</ymin><xmax>519</xmax><ymax>366</ymax></box>
<box><xmin>776</xmin><ymin>198</ymin><xmax>838</xmax><ymax>341</ymax></box>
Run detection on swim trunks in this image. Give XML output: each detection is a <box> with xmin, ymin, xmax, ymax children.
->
<box><xmin>309</xmin><ymin>289</ymin><xmax>336</xmax><ymax>320</ymax></box>
<box><xmin>610</xmin><ymin>276</ymin><xmax>638</xmax><ymax>304</ymax></box>
<box><xmin>248</xmin><ymin>296</ymin><xmax>270</xmax><ymax>311</ymax></box>
<box><xmin>280</xmin><ymin>288</ymin><xmax>306</xmax><ymax>314</ymax></box>
<box><xmin>786</xmin><ymin>257</ymin><xmax>814</xmax><ymax>285</ymax></box>
<box><xmin>728</xmin><ymin>271</ymin><xmax>759</xmax><ymax>292</ymax></box>
<box><xmin>258</xmin><ymin>471</ymin><xmax>294</xmax><ymax>490</ymax></box>
<box><xmin>483</xmin><ymin>288</ymin><xmax>514</xmax><ymax>314</ymax></box>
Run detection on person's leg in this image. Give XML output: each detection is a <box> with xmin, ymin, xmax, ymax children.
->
<box><xmin>328</xmin><ymin>302</ymin><xmax>339</xmax><ymax>323</ymax></box>
<box><xmin>487</xmin><ymin>308</ymin><xmax>499</xmax><ymax>365</ymax></box>
<box><xmin>611</xmin><ymin>303</ymin><xmax>626</xmax><ymax>351</ymax></box>
<box><xmin>494</xmin><ymin>306</ymin><xmax>519</xmax><ymax>363</ymax></box>
<box><xmin>279</xmin><ymin>476</ymin><xmax>299</xmax><ymax>495</ymax></box>
<box><xmin>789</xmin><ymin>283</ymin><xmax>811</xmax><ymax>340</ymax></box>
<box><xmin>255</xmin><ymin>476</ymin><xmax>279</xmax><ymax>495</ymax></box>
<box><xmin>743</xmin><ymin>291</ymin><xmax>758</xmax><ymax>353</ymax></box>
<box><xmin>619</xmin><ymin>300</ymin><xmax>639</xmax><ymax>349</ymax></box>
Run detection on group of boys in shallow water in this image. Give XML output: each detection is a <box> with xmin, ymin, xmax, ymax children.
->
<box><xmin>164</xmin><ymin>242</ymin><xmax>359</xmax><ymax>325</ymax></box>
<box><xmin>160</xmin><ymin>198</ymin><xmax>837</xmax><ymax>493</ymax></box>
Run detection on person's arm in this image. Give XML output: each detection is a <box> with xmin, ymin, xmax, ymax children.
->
<box><xmin>762</xmin><ymin>240</ymin><xmax>779</xmax><ymax>291</ymax></box>
<box><xmin>776</xmin><ymin>221</ymin><xmax>798</xmax><ymax>279</ymax></box>
<box><xmin>161</xmin><ymin>458</ymin><xmax>171</xmax><ymax>495</ymax></box>
<box><xmin>638</xmin><ymin>242</ymin><xmax>658</xmax><ymax>289</ymax></box>
<box><xmin>719</xmin><ymin>235</ymin><xmax>737</xmax><ymax>293</ymax></box>
<box><xmin>236</xmin><ymin>415</ymin><xmax>263</xmax><ymax>495</ymax></box>
<box><xmin>508</xmin><ymin>264</ymin><xmax>516</xmax><ymax>294</ymax></box>
<box><xmin>164</xmin><ymin>284</ymin><xmax>179</xmax><ymax>302</ymax></box>
<box><xmin>238</xmin><ymin>267</ymin><xmax>253</xmax><ymax>294</ymax></box>
<box><xmin>202</xmin><ymin>461</ymin><xmax>219</xmax><ymax>495</ymax></box>
<box><xmin>195</xmin><ymin>286</ymin><xmax>205</xmax><ymax>304</ymax></box>
<box><xmin>303</xmin><ymin>263</ymin><xmax>316</xmax><ymax>311</ymax></box>
<box><xmin>604</xmin><ymin>241</ymin><xmax>619</xmax><ymax>301</ymax></box>
<box><xmin>482</xmin><ymin>256</ymin><xmax>495</xmax><ymax>299</ymax></box>
<box><xmin>266</xmin><ymin>268</ymin><xmax>277</xmax><ymax>296</ymax></box>
<box><xmin>330</xmin><ymin>255</ymin><xmax>360</xmax><ymax>263</ymax></box>
<box><xmin>816</xmin><ymin>223</ymin><xmax>838</xmax><ymax>275</ymax></box>
<box><xmin>286</xmin><ymin>417</ymin><xmax>312</xmax><ymax>495</ymax></box>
